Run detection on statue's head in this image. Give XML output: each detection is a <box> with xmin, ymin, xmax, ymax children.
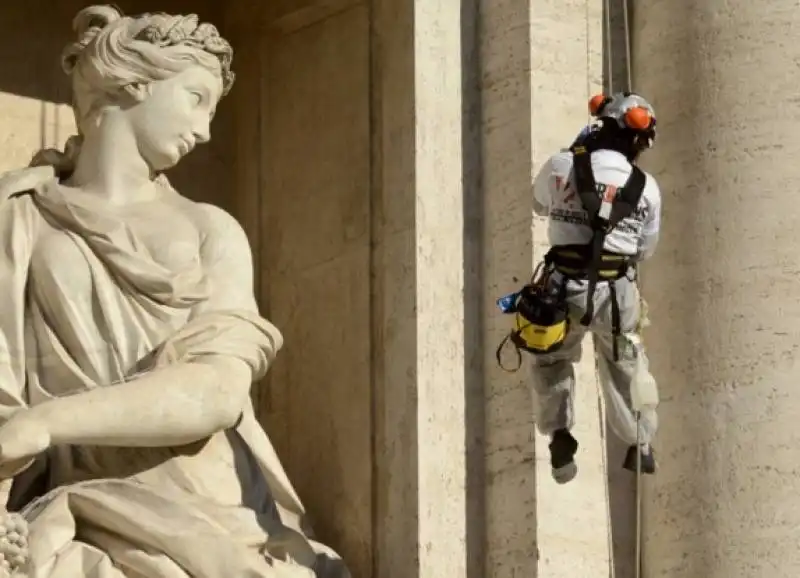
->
<box><xmin>55</xmin><ymin>5</ymin><xmax>235</xmax><ymax>172</ymax></box>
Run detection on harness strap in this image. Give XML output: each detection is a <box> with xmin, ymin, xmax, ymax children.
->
<box><xmin>609</xmin><ymin>281</ymin><xmax>621</xmax><ymax>361</ymax></box>
<box><xmin>545</xmin><ymin>244</ymin><xmax>630</xmax><ymax>361</ymax></box>
<box><xmin>565</xmin><ymin>146</ymin><xmax>646</xmax><ymax>360</ymax></box>
<box><xmin>581</xmin><ymin>230</ymin><xmax>605</xmax><ymax>327</ymax></box>
<box><xmin>495</xmin><ymin>332</ymin><xmax>523</xmax><ymax>372</ymax></box>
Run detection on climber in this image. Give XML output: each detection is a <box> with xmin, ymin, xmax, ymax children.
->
<box><xmin>529</xmin><ymin>92</ymin><xmax>662</xmax><ymax>484</ymax></box>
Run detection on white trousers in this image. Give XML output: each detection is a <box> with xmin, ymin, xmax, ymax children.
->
<box><xmin>529</xmin><ymin>272</ymin><xmax>658</xmax><ymax>446</ymax></box>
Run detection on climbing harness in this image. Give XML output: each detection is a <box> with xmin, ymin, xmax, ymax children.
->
<box><xmin>495</xmin><ymin>123</ymin><xmax>648</xmax><ymax>372</ymax></box>
<box><xmin>552</xmin><ymin>143</ymin><xmax>646</xmax><ymax>362</ymax></box>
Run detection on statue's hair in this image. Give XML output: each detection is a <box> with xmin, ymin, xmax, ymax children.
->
<box><xmin>31</xmin><ymin>5</ymin><xmax>235</xmax><ymax>177</ymax></box>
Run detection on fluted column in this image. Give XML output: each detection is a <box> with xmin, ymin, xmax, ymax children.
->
<box><xmin>634</xmin><ymin>2</ymin><xmax>800</xmax><ymax>576</ymax></box>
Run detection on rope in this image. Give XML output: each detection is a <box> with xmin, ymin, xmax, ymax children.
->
<box><xmin>614</xmin><ymin>1</ymin><xmax>644</xmax><ymax>576</ymax></box>
<box><xmin>618</xmin><ymin>2</ymin><xmax>645</xmax><ymax>577</ymax></box>
<box><xmin>585</xmin><ymin>1</ymin><xmax>615</xmax><ymax>576</ymax></box>
<box><xmin>599</xmin><ymin>1</ymin><xmax>644</xmax><ymax>577</ymax></box>
<box><xmin>622</xmin><ymin>0</ymin><xmax>632</xmax><ymax>93</ymax></box>
<box><xmin>603</xmin><ymin>0</ymin><xmax>613</xmax><ymax>93</ymax></box>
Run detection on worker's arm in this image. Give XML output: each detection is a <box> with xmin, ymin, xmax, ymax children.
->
<box><xmin>532</xmin><ymin>157</ymin><xmax>554</xmax><ymax>217</ymax></box>
<box><xmin>636</xmin><ymin>177</ymin><xmax>662</xmax><ymax>261</ymax></box>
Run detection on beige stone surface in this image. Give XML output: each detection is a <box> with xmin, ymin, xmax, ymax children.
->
<box><xmin>371</xmin><ymin>0</ymin><xmax>472</xmax><ymax>575</ymax></box>
<box><xmin>235</xmin><ymin>0</ymin><xmax>541</xmax><ymax>576</ymax></box>
<box><xmin>0</xmin><ymin>97</ymin><xmax>74</xmax><ymax>175</ymax></box>
<box><xmin>530</xmin><ymin>0</ymin><xmax>612</xmax><ymax>576</ymax></box>
<box><xmin>414</xmin><ymin>5</ymin><xmax>470</xmax><ymax>574</ymax></box>
<box><xmin>257</xmin><ymin>6</ymin><xmax>373</xmax><ymax>574</ymax></box>
<box><xmin>474</xmin><ymin>0</ymin><xmax>536</xmax><ymax>576</ymax></box>
<box><xmin>224</xmin><ymin>0</ymin><xmax>478</xmax><ymax>575</ymax></box>
<box><xmin>634</xmin><ymin>1</ymin><xmax>800</xmax><ymax>576</ymax></box>
<box><xmin>0</xmin><ymin>5</ymin><xmax>347</xmax><ymax>577</ymax></box>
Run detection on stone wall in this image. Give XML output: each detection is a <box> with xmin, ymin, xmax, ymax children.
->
<box><xmin>226</xmin><ymin>1</ymin><xmax>536</xmax><ymax>576</ymax></box>
<box><xmin>635</xmin><ymin>1</ymin><xmax>800</xmax><ymax>576</ymax></box>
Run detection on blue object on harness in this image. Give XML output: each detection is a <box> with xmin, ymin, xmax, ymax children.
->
<box><xmin>496</xmin><ymin>292</ymin><xmax>519</xmax><ymax>314</ymax></box>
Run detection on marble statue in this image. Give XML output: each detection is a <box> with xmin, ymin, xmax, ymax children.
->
<box><xmin>0</xmin><ymin>5</ymin><xmax>349</xmax><ymax>577</ymax></box>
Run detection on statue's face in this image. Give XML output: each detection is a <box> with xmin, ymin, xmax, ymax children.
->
<box><xmin>124</xmin><ymin>65</ymin><xmax>222</xmax><ymax>171</ymax></box>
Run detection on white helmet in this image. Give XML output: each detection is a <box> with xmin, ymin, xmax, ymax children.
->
<box><xmin>601</xmin><ymin>93</ymin><xmax>654</xmax><ymax>126</ymax></box>
<box><xmin>588</xmin><ymin>92</ymin><xmax>657</xmax><ymax>148</ymax></box>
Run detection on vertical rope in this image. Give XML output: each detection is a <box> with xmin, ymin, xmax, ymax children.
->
<box><xmin>616</xmin><ymin>1</ymin><xmax>644</xmax><ymax>576</ymax></box>
<box><xmin>600</xmin><ymin>1</ymin><xmax>645</xmax><ymax>577</ymax></box>
<box><xmin>604</xmin><ymin>0</ymin><xmax>613</xmax><ymax>93</ymax></box>
<box><xmin>619</xmin><ymin>2</ymin><xmax>644</xmax><ymax>576</ymax></box>
<box><xmin>622</xmin><ymin>0</ymin><xmax>632</xmax><ymax>92</ymax></box>
<box><xmin>586</xmin><ymin>1</ymin><xmax>615</xmax><ymax>576</ymax></box>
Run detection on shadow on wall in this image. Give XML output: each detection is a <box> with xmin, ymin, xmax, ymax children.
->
<box><xmin>602</xmin><ymin>1</ymin><xmax>639</xmax><ymax>578</ymax></box>
<box><xmin>0</xmin><ymin>0</ymin><xmax>234</xmax><ymax>207</ymax></box>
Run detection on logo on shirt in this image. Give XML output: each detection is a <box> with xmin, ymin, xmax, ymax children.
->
<box><xmin>556</xmin><ymin>176</ymin><xmax>578</xmax><ymax>204</ymax></box>
<box><xmin>551</xmin><ymin>179</ymin><xmax>648</xmax><ymax>229</ymax></box>
<box><xmin>559</xmin><ymin>179</ymin><xmax>617</xmax><ymax>206</ymax></box>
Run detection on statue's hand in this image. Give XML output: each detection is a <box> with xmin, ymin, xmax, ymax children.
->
<box><xmin>0</xmin><ymin>411</ymin><xmax>50</xmax><ymax>478</ymax></box>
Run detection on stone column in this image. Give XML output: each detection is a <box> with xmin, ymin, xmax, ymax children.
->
<box><xmin>472</xmin><ymin>0</ymin><xmax>537</xmax><ymax>576</ymax></box>
<box><xmin>371</xmin><ymin>0</ymin><xmax>470</xmax><ymax>575</ymax></box>
<box><xmin>634</xmin><ymin>2</ymin><xmax>800</xmax><ymax>576</ymax></box>
<box><xmin>225</xmin><ymin>0</ymin><xmax>537</xmax><ymax>574</ymax></box>
<box><xmin>528</xmin><ymin>1</ymin><xmax>613</xmax><ymax>575</ymax></box>
<box><xmin>374</xmin><ymin>0</ymin><xmax>537</xmax><ymax>575</ymax></box>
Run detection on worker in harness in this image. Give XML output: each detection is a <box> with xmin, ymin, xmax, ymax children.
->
<box><xmin>527</xmin><ymin>92</ymin><xmax>662</xmax><ymax>484</ymax></box>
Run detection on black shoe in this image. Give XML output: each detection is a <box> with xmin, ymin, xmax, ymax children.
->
<box><xmin>549</xmin><ymin>429</ymin><xmax>579</xmax><ymax>484</ymax></box>
<box><xmin>623</xmin><ymin>444</ymin><xmax>656</xmax><ymax>474</ymax></box>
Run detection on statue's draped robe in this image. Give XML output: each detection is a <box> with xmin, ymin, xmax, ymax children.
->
<box><xmin>0</xmin><ymin>168</ymin><xmax>346</xmax><ymax>578</ymax></box>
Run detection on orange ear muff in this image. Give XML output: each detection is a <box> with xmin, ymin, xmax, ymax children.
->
<box><xmin>589</xmin><ymin>94</ymin><xmax>610</xmax><ymax>116</ymax></box>
<box><xmin>624</xmin><ymin>106</ymin><xmax>653</xmax><ymax>130</ymax></box>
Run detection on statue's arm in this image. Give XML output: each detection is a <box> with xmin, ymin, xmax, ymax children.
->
<box><xmin>192</xmin><ymin>202</ymin><xmax>260</xmax><ymax>315</ymax></box>
<box><xmin>26</xmin><ymin>352</ymin><xmax>248</xmax><ymax>448</ymax></box>
<box><xmin>20</xmin><ymin>206</ymin><xmax>260</xmax><ymax>449</ymax></box>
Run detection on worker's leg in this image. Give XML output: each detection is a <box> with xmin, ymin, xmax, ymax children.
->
<box><xmin>590</xmin><ymin>277</ymin><xmax>658</xmax><ymax>472</ymax></box>
<box><xmin>529</xmin><ymin>276</ymin><xmax>589</xmax><ymax>484</ymax></box>
<box><xmin>530</xmin><ymin>321</ymin><xmax>587</xmax><ymax>437</ymax></box>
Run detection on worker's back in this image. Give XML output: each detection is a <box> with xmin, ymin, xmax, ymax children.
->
<box><xmin>533</xmin><ymin>148</ymin><xmax>661</xmax><ymax>260</ymax></box>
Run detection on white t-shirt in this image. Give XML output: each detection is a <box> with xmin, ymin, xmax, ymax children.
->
<box><xmin>532</xmin><ymin>149</ymin><xmax>661</xmax><ymax>260</ymax></box>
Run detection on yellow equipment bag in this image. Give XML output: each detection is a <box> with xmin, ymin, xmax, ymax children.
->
<box><xmin>496</xmin><ymin>274</ymin><xmax>570</xmax><ymax>372</ymax></box>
